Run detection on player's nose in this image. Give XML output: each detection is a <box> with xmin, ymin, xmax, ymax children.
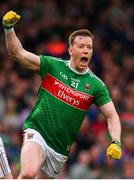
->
<box><xmin>83</xmin><ymin>46</ymin><xmax>89</xmax><ymax>53</ymax></box>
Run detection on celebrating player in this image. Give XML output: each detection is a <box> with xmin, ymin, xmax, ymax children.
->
<box><xmin>3</xmin><ymin>11</ymin><xmax>122</xmax><ymax>179</ymax></box>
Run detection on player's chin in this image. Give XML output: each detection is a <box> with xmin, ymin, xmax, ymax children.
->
<box><xmin>78</xmin><ymin>64</ymin><xmax>88</xmax><ymax>72</ymax></box>
<box><xmin>80</xmin><ymin>62</ymin><xmax>88</xmax><ymax>68</ymax></box>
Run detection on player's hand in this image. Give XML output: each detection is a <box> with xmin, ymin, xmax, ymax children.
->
<box><xmin>107</xmin><ymin>141</ymin><xmax>122</xmax><ymax>160</ymax></box>
<box><xmin>3</xmin><ymin>11</ymin><xmax>21</xmax><ymax>29</ymax></box>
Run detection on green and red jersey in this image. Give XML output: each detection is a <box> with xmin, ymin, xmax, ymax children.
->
<box><xmin>23</xmin><ymin>56</ymin><xmax>111</xmax><ymax>156</ymax></box>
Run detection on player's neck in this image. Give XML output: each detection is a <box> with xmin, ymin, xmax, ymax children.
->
<box><xmin>68</xmin><ymin>61</ymin><xmax>89</xmax><ymax>74</ymax></box>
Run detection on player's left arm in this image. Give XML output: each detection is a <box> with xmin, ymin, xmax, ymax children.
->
<box><xmin>99</xmin><ymin>101</ymin><xmax>122</xmax><ymax>160</ymax></box>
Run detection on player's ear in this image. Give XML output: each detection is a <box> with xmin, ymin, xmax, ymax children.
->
<box><xmin>68</xmin><ymin>47</ymin><xmax>72</xmax><ymax>56</ymax></box>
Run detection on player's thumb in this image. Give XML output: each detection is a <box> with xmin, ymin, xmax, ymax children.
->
<box><xmin>16</xmin><ymin>15</ymin><xmax>21</xmax><ymax>21</ymax></box>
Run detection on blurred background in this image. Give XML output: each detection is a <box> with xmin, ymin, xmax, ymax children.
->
<box><xmin>0</xmin><ymin>0</ymin><xmax>134</xmax><ymax>178</ymax></box>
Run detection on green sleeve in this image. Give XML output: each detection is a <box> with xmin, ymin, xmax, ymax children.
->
<box><xmin>94</xmin><ymin>83</ymin><xmax>112</xmax><ymax>107</ymax></box>
<box><xmin>39</xmin><ymin>55</ymin><xmax>54</xmax><ymax>79</ymax></box>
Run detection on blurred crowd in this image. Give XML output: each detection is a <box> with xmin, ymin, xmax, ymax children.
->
<box><xmin>0</xmin><ymin>0</ymin><xmax>134</xmax><ymax>178</ymax></box>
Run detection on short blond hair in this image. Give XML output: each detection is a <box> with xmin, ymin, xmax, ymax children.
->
<box><xmin>69</xmin><ymin>29</ymin><xmax>94</xmax><ymax>46</ymax></box>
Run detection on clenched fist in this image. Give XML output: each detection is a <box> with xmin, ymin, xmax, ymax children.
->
<box><xmin>3</xmin><ymin>11</ymin><xmax>21</xmax><ymax>29</ymax></box>
<box><xmin>107</xmin><ymin>141</ymin><xmax>122</xmax><ymax>160</ymax></box>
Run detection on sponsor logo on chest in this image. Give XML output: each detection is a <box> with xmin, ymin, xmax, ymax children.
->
<box><xmin>41</xmin><ymin>74</ymin><xmax>94</xmax><ymax>111</ymax></box>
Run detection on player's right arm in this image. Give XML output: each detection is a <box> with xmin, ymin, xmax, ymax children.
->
<box><xmin>3</xmin><ymin>11</ymin><xmax>40</xmax><ymax>71</ymax></box>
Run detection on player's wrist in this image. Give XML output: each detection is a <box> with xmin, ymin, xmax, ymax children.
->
<box><xmin>112</xmin><ymin>140</ymin><xmax>121</xmax><ymax>147</ymax></box>
<box><xmin>4</xmin><ymin>27</ymin><xmax>14</xmax><ymax>33</ymax></box>
<box><xmin>3</xmin><ymin>24</ymin><xmax>14</xmax><ymax>29</ymax></box>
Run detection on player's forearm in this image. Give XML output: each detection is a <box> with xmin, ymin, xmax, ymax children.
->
<box><xmin>107</xmin><ymin>113</ymin><xmax>121</xmax><ymax>143</ymax></box>
<box><xmin>5</xmin><ymin>28</ymin><xmax>23</xmax><ymax>61</ymax></box>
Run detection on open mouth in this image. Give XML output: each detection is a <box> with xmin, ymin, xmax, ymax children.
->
<box><xmin>80</xmin><ymin>57</ymin><xmax>88</xmax><ymax>63</ymax></box>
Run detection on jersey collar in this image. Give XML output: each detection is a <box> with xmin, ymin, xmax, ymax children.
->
<box><xmin>68</xmin><ymin>61</ymin><xmax>89</xmax><ymax>75</ymax></box>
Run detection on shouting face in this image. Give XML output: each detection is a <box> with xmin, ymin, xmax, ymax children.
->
<box><xmin>68</xmin><ymin>35</ymin><xmax>93</xmax><ymax>73</ymax></box>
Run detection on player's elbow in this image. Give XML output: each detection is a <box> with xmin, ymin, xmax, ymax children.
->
<box><xmin>7</xmin><ymin>46</ymin><xmax>23</xmax><ymax>61</ymax></box>
<box><xmin>107</xmin><ymin>112</ymin><xmax>120</xmax><ymax>124</ymax></box>
<box><xmin>111</xmin><ymin>111</ymin><xmax>119</xmax><ymax>120</ymax></box>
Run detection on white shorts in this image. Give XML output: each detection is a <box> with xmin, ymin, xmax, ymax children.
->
<box><xmin>23</xmin><ymin>128</ymin><xmax>68</xmax><ymax>178</ymax></box>
<box><xmin>0</xmin><ymin>137</ymin><xmax>11</xmax><ymax>178</ymax></box>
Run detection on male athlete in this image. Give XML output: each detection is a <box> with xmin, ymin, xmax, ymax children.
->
<box><xmin>0</xmin><ymin>137</ymin><xmax>12</xmax><ymax>179</ymax></box>
<box><xmin>2</xmin><ymin>11</ymin><xmax>122</xmax><ymax>179</ymax></box>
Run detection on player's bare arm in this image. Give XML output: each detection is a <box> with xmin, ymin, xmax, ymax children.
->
<box><xmin>100</xmin><ymin>101</ymin><xmax>121</xmax><ymax>142</ymax></box>
<box><xmin>99</xmin><ymin>101</ymin><xmax>122</xmax><ymax>160</ymax></box>
<box><xmin>5</xmin><ymin>30</ymin><xmax>40</xmax><ymax>70</ymax></box>
<box><xmin>3</xmin><ymin>11</ymin><xmax>40</xmax><ymax>71</ymax></box>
